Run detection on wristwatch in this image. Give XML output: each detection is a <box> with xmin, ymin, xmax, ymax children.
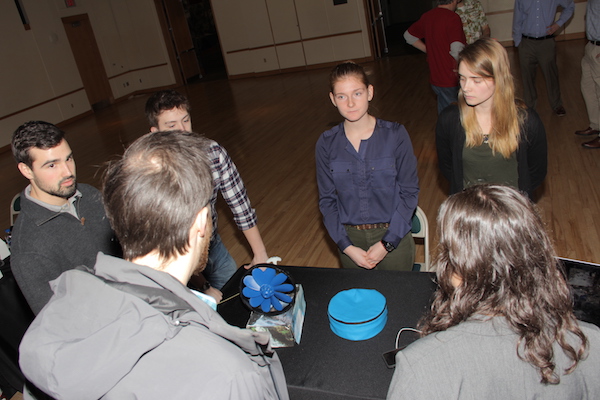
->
<box><xmin>381</xmin><ymin>240</ymin><xmax>395</xmax><ymax>253</ymax></box>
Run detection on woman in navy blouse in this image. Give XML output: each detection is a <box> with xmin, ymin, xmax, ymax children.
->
<box><xmin>316</xmin><ymin>61</ymin><xmax>419</xmax><ymax>270</ymax></box>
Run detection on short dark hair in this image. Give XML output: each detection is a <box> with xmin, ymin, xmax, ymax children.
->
<box><xmin>145</xmin><ymin>90</ymin><xmax>191</xmax><ymax>128</ymax></box>
<box><xmin>438</xmin><ymin>0</ymin><xmax>455</xmax><ymax>5</ymax></box>
<box><xmin>329</xmin><ymin>61</ymin><xmax>371</xmax><ymax>93</ymax></box>
<box><xmin>422</xmin><ymin>184</ymin><xmax>588</xmax><ymax>384</ymax></box>
<box><xmin>12</xmin><ymin>121</ymin><xmax>66</xmax><ymax>167</ymax></box>
<box><xmin>103</xmin><ymin>130</ymin><xmax>213</xmax><ymax>263</ymax></box>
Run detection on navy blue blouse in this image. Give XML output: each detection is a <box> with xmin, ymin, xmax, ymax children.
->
<box><xmin>316</xmin><ymin>119</ymin><xmax>419</xmax><ymax>251</ymax></box>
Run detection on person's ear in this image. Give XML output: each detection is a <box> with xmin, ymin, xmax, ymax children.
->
<box><xmin>194</xmin><ymin>207</ymin><xmax>210</xmax><ymax>239</ymax></box>
<box><xmin>18</xmin><ymin>162</ymin><xmax>34</xmax><ymax>180</ymax></box>
<box><xmin>329</xmin><ymin>92</ymin><xmax>337</xmax><ymax>107</ymax></box>
<box><xmin>368</xmin><ymin>84</ymin><xmax>374</xmax><ymax>102</ymax></box>
<box><xmin>150</xmin><ymin>126</ymin><xmax>159</xmax><ymax>132</ymax></box>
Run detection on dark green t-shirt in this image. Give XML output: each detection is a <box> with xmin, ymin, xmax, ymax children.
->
<box><xmin>463</xmin><ymin>141</ymin><xmax>518</xmax><ymax>188</ymax></box>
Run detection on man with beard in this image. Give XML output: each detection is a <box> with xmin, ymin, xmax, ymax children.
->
<box><xmin>19</xmin><ymin>130</ymin><xmax>289</xmax><ymax>400</ymax></box>
<box><xmin>10</xmin><ymin>121</ymin><xmax>120</xmax><ymax>314</ymax></box>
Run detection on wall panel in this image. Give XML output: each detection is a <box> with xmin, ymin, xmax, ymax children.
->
<box><xmin>212</xmin><ymin>0</ymin><xmax>373</xmax><ymax>76</ymax></box>
<box><xmin>56</xmin><ymin>90</ymin><xmax>91</xmax><ymax>121</ymax></box>
<box><xmin>295</xmin><ymin>0</ymin><xmax>330</xmax><ymax>39</ymax></box>
<box><xmin>303</xmin><ymin>37</ymin><xmax>336</xmax><ymax>65</ymax></box>
<box><xmin>332</xmin><ymin>32</ymin><xmax>369</xmax><ymax>60</ymax></box>
<box><xmin>266</xmin><ymin>0</ymin><xmax>301</xmax><ymax>43</ymax></box>
<box><xmin>276</xmin><ymin>43</ymin><xmax>306</xmax><ymax>69</ymax></box>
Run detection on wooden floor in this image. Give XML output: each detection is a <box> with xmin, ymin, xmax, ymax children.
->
<box><xmin>1</xmin><ymin>39</ymin><xmax>598</xmax><ymax>268</ymax></box>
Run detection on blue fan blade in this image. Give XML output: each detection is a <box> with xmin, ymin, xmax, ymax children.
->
<box><xmin>242</xmin><ymin>287</ymin><xmax>261</xmax><ymax>298</ymax></box>
<box><xmin>274</xmin><ymin>292</ymin><xmax>293</xmax><ymax>303</ymax></box>
<box><xmin>263</xmin><ymin>267</ymin><xmax>276</xmax><ymax>281</ymax></box>
<box><xmin>253</xmin><ymin>267</ymin><xmax>275</xmax><ymax>286</ymax></box>
<box><xmin>270</xmin><ymin>273</ymin><xmax>287</xmax><ymax>286</ymax></box>
<box><xmin>273</xmin><ymin>283</ymin><xmax>294</xmax><ymax>292</ymax></box>
<box><xmin>243</xmin><ymin>275</ymin><xmax>260</xmax><ymax>290</ymax></box>
<box><xmin>249</xmin><ymin>295</ymin><xmax>263</xmax><ymax>308</ymax></box>
<box><xmin>261</xmin><ymin>298</ymin><xmax>271</xmax><ymax>312</ymax></box>
<box><xmin>252</xmin><ymin>268</ymin><xmax>266</xmax><ymax>285</ymax></box>
<box><xmin>271</xmin><ymin>296</ymin><xmax>283</xmax><ymax>311</ymax></box>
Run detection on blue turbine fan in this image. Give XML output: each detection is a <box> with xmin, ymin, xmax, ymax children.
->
<box><xmin>240</xmin><ymin>265</ymin><xmax>295</xmax><ymax>314</ymax></box>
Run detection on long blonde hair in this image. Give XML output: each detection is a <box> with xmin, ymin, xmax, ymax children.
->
<box><xmin>458</xmin><ymin>38</ymin><xmax>525</xmax><ymax>158</ymax></box>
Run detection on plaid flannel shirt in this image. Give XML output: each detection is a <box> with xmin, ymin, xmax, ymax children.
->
<box><xmin>208</xmin><ymin>140</ymin><xmax>257</xmax><ymax>240</ymax></box>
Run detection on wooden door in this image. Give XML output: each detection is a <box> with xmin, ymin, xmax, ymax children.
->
<box><xmin>162</xmin><ymin>0</ymin><xmax>201</xmax><ymax>81</ymax></box>
<box><xmin>62</xmin><ymin>14</ymin><xmax>113</xmax><ymax>109</ymax></box>
<box><xmin>366</xmin><ymin>0</ymin><xmax>388</xmax><ymax>58</ymax></box>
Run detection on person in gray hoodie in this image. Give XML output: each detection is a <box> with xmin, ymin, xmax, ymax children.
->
<box><xmin>19</xmin><ymin>130</ymin><xmax>289</xmax><ymax>400</ymax></box>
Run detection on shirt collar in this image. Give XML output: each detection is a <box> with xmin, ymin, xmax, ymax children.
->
<box><xmin>24</xmin><ymin>184</ymin><xmax>82</xmax><ymax>214</ymax></box>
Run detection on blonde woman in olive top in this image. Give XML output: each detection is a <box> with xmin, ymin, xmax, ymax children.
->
<box><xmin>436</xmin><ymin>38</ymin><xmax>547</xmax><ymax>199</ymax></box>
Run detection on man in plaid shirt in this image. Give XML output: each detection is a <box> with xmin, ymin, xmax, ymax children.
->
<box><xmin>145</xmin><ymin>90</ymin><xmax>269</xmax><ymax>292</ymax></box>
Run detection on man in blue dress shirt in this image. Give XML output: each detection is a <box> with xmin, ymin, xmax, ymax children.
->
<box><xmin>513</xmin><ymin>0</ymin><xmax>574</xmax><ymax>116</ymax></box>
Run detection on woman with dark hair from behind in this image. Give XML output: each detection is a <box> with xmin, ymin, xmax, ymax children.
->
<box><xmin>387</xmin><ymin>184</ymin><xmax>600</xmax><ymax>399</ymax></box>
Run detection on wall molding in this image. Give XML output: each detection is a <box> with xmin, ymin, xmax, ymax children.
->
<box><xmin>228</xmin><ymin>56</ymin><xmax>373</xmax><ymax>79</ymax></box>
<box><xmin>0</xmin><ymin>88</ymin><xmax>85</xmax><ymax>121</ymax></box>
<box><xmin>226</xmin><ymin>30</ymin><xmax>364</xmax><ymax>55</ymax></box>
<box><xmin>108</xmin><ymin>63</ymin><xmax>169</xmax><ymax>79</ymax></box>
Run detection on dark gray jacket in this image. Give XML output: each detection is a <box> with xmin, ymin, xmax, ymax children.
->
<box><xmin>19</xmin><ymin>253</ymin><xmax>289</xmax><ymax>400</ymax></box>
<box><xmin>11</xmin><ymin>184</ymin><xmax>120</xmax><ymax>314</ymax></box>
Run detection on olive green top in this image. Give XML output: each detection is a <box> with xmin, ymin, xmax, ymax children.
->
<box><xmin>462</xmin><ymin>139</ymin><xmax>518</xmax><ymax>188</ymax></box>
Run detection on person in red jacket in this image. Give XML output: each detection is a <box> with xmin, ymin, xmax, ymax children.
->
<box><xmin>404</xmin><ymin>0</ymin><xmax>466</xmax><ymax>114</ymax></box>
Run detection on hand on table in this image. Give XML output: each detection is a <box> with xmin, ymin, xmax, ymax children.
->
<box><xmin>248</xmin><ymin>251</ymin><xmax>269</xmax><ymax>268</ymax></box>
<box><xmin>243</xmin><ymin>255</ymin><xmax>281</xmax><ymax>270</ymax></box>
<box><xmin>204</xmin><ymin>286</ymin><xmax>223</xmax><ymax>303</ymax></box>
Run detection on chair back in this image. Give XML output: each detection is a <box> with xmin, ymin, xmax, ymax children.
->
<box><xmin>411</xmin><ymin>206</ymin><xmax>430</xmax><ymax>271</ymax></box>
<box><xmin>10</xmin><ymin>193</ymin><xmax>21</xmax><ymax>226</ymax></box>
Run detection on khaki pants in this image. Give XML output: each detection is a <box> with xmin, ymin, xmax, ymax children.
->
<box><xmin>339</xmin><ymin>226</ymin><xmax>415</xmax><ymax>271</ymax></box>
<box><xmin>581</xmin><ymin>42</ymin><xmax>600</xmax><ymax>131</ymax></box>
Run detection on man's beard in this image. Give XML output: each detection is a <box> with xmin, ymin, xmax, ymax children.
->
<box><xmin>192</xmin><ymin>218</ymin><xmax>212</xmax><ymax>276</ymax></box>
<box><xmin>36</xmin><ymin>175</ymin><xmax>77</xmax><ymax>199</ymax></box>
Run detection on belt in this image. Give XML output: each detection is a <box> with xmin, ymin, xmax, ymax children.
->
<box><xmin>590</xmin><ymin>40</ymin><xmax>600</xmax><ymax>46</ymax></box>
<box><xmin>346</xmin><ymin>223</ymin><xmax>389</xmax><ymax>230</ymax></box>
<box><xmin>522</xmin><ymin>35</ymin><xmax>554</xmax><ymax>41</ymax></box>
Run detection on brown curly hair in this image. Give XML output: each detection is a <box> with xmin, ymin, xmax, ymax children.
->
<box><xmin>421</xmin><ymin>184</ymin><xmax>588</xmax><ymax>384</ymax></box>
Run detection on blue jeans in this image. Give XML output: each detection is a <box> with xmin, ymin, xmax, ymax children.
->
<box><xmin>432</xmin><ymin>85</ymin><xmax>459</xmax><ymax>114</ymax></box>
<box><xmin>204</xmin><ymin>233</ymin><xmax>237</xmax><ymax>290</ymax></box>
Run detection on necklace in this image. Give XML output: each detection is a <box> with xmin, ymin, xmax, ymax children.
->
<box><xmin>483</xmin><ymin>134</ymin><xmax>489</xmax><ymax>144</ymax></box>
